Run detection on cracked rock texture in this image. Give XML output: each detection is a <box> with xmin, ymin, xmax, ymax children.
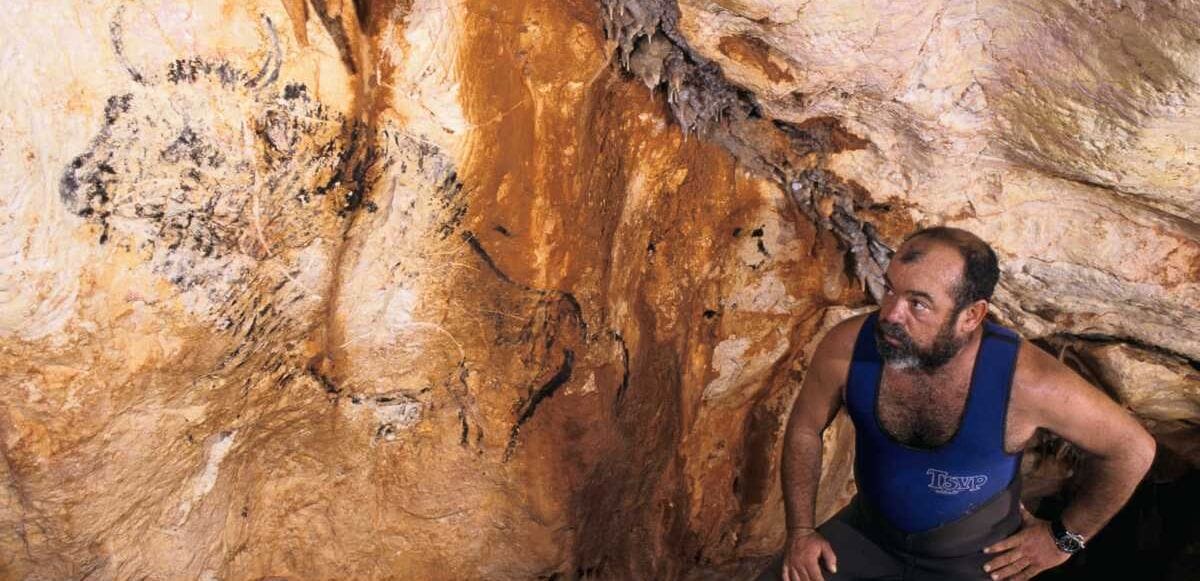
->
<box><xmin>0</xmin><ymin>0</ymin><xmax>1197</xmax><ymax>579</ymax></box>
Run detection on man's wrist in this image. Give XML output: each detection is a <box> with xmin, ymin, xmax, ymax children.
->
<box><xmin>1058</xmin><ymin>512</ymin><xmax>1093</xmax><ymax>542</ymax></box>
<box><xmin>1050</xmin><ymin>516</ymin><xmax>1087</xmax><ymax>554</ymax></box>
<box><xmin>1060</xmin><ymin>513</ymin><xmax>1099</xmax><ymax>540</ymax></box>
<box><xmin>787</xmin><ymin>525</ymin><xmax>817</xmax><ymax>535</ymax></box>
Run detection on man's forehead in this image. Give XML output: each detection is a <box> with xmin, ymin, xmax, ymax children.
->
<box><xmin>887</xmin><ymin>241</ymin><xmax>963</xmax><ymax>296</ymax></box>
<box><xmin>897</xmin><ymin>239</ymin><xmax>966</xmax><ymax>267</ymax></box>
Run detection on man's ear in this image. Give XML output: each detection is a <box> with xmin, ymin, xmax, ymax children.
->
<box><xmin>959</xmin><ymin>300</ymin><xmax>988</xmax><ymax>332</ymax></box>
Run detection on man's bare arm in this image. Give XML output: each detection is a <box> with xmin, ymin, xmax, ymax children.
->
<box><xmin>1021</xmin><ymin>344</ymin><xmax>1157</xmax><ymax>539</ymax></box>
<box><xmin>984</xmin><ymin>339</ymin><xmax>1156</xmax><ymax>580</ymax></box>
<box><xmin>781</xmin><ymin>318</ymin><xmax>856</xmax><ymax>533</ymax></box>
<box><xmin>776</xmin><ymin>319</ymin><xmax>858</xmax><ymax>581</ymax></box>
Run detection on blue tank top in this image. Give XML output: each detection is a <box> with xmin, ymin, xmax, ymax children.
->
<box><xmin>845</xmin><ymin>311</ymin><xmax>1023</xmax><ymax>533</ymax></box>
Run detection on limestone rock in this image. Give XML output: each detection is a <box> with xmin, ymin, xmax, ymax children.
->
<box><xmin>1</xmin><ymin>0</ymin><xmax>1197</xmax><ymax>579</ymax></box>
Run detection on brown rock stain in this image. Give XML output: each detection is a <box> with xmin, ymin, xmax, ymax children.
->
<box><xmin>278</xmin><ymin>0</ymin><xmax>309</xmax><ymax>46</ymax></box>
<box><xmin>447</xmin><ymin>0</ymin><xmax>872</xmax><ymax>572</ymax></box>
<box><xmin>718</xmin><ymin>34</ymin><xmax>794</xmax><ymax>83</ymax></box>
<box><xmin>298</xmin><ymin>0</ymin><xmax>410</xmax><ymax>391</ymax></box>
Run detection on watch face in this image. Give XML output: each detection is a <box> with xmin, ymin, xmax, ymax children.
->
<box><xmin>1055</xmin><ymin>535</ymin><xmax>1084</xmax><ymax>553</ymax></box>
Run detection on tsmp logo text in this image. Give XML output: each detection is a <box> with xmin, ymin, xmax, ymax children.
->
<box><xmin>926</xmin><ymin>469</ymin><xmax>987</xmax><ymax>495</ymax></box>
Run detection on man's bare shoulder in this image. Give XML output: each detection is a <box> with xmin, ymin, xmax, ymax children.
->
<box><xmin>1009</xmin><ymin>329</ymin><xmax>1156</xmax><ymax>459</ymax></box>
<box><xmin>1011</xmin><ymin>338</ymin><xmax>1068</xmax><ymax>399</ymax></box>
<box><xmin>1010</xmin><ymin>335</ymin><xmax>1108</xmax><ymax>427</ymax></box>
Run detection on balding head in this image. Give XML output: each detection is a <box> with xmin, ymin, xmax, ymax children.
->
<box><xmin>896</xmin><ymin>226</ymin><xmax>1000</xmax><ymax>313</ymax></box>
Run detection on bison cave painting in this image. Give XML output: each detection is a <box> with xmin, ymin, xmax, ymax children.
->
<box><xmin>53</xmin><ymin>8</ymin><xmax>588</xmax><ymax>462</ymax></box>
<box><xmin>59</xmin><ymin>12</ymin><xmax>371</xmax><ymax>318</ymax></box>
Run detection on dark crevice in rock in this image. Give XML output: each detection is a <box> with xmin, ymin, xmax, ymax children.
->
<box><xmin>304</xmin><ymin>361</ymin><xmax>342</xmax><ymax>397</ymax></box>
<box><xmin>449</xmin><ymin>361</ymin><xmax>483</xmax><ymax>450</ymax></box>
<box><xmin>1043</xmin><ymin>331</ymin><xmax>1200</xmax><ymax>378</ymax></box>
<box><xmin>773</xmin><ymin>117</ymin><xmax>871</xmax><ymax>154</ymax></box>
<box><xmin>599</xmin><ymin>0</ymin><xmax>893</xmax><ymax>300</ymax></box>
<box><xmin>458</xmin><ymin>409</ymin><xmax>470</xmax><ymax>446</ymax></box>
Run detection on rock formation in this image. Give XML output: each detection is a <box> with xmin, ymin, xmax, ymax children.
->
<box><xmin>0</xmin><ymin>0</ymin><xmax>1195</xmax><ymax>579</ymax></box>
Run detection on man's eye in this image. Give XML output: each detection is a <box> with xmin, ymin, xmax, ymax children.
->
<box><xmin>913</xmin><ymin>301</ymin><xmax>928</xmax><ymax>311</ymax></box>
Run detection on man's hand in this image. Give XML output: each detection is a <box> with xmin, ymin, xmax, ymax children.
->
<box><xmin>981</xmin><ymin>504</ymin><xmax>1071</xmax><ymax>580</ymax></box>
<box><xmin>781</xmin><ymin>529</ymin><xmax>838</xmax><ymax>581</ymax></box>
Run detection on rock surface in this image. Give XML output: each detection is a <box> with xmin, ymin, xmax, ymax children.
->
<box><xmin>0</xmin><ymin>0</ymin><xmax>1196</xmax><ymax>579</ymax></box>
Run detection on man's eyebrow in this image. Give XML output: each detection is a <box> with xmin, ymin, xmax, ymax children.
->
<box><xmin>883</xmin><ymin>274</ymin><xmax>936</xmax><ymax>303</ymax></box>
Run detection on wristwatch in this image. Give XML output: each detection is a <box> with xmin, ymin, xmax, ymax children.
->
<box><xmin>1050</xmin><ymin>517</ymin><xmax>1086</xmax><ymax>554</ymax></box>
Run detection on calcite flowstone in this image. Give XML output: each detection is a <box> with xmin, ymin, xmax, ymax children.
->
<box><xmin>1</xmin><ymin>0</ymin><xmax>1197</xmax><ymax>579</ymax></box>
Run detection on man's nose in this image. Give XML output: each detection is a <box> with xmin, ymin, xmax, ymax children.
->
<box><xmin>880</xmin><ymin>298</ymin><xmax>906</xmax><ymax>325</ymax></box>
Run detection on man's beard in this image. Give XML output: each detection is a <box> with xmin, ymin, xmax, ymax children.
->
<box><xmin>875</xmin><ymin>311</ymin><xmax>968</xmax><ymax>372</ymax></box>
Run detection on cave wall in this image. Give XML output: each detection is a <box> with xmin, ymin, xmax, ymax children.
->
<box><xmin>0</xmin><ymin>0</ymin><xmax>1196</xmax><ymax>579</ymax></box>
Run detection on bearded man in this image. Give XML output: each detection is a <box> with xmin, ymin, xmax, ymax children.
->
<box><xmin>758</xmin><ymin>227</ymin><xmax>1156</xmax><ymax>581</ymax></box>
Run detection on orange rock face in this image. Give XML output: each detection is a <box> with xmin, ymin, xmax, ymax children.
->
<box><xmin>1</xmin><ymin>0</ymin><xmax>1196</xmax><ymax>579</ymax></box>
<box><xmin>0</xmin><ymin>0</ymin><xmax>858</xmax><ymax>578</ymax></box>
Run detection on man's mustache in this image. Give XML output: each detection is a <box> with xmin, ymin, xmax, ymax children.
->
<box><xmin>877</xmin><ymin>321</ymin><xmax>912</xmax><ymax>343</ymax></box>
